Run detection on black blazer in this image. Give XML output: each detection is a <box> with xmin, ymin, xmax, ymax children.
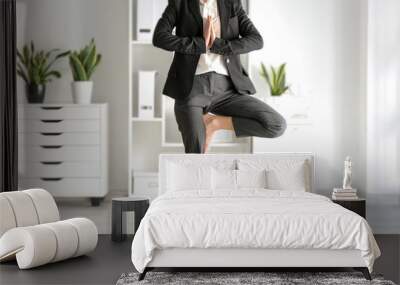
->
<box><xmin>153</xmin><ymin>0</ymin><xmax>263</xmax><ymax>100</ymax></box>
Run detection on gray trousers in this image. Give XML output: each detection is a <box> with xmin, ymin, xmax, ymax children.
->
<box><xmin>174</xmin><ymin>72</ymin><xmax>287</xmax><ymax>153</ymax></box>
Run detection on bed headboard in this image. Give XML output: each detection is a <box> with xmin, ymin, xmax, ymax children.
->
<box><xmin>158</xmin><ymin>153</ymin><xmax>315</xmax><ymax>195</ymax></box>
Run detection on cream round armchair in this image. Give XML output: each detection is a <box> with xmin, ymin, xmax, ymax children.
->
<box><xmin>0</xmin><ymin>189</ymin><xmax>98</xmax><ymax>269</ymax></box>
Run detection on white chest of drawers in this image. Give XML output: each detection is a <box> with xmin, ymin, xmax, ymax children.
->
<box><xmin>18</xmin><ymin>104</ymin><xmax>108</xmax><ymax>206</ymax></box>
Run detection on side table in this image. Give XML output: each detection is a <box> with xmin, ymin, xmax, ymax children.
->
<box><xmin>112</xmin><ymin>197</ymin><xmax>150</xmax><ymax>242</ymax></box>
<box><xmin>332</xmin><ymin>198</ymin><xmax>366</xmax><ymax>218</ymax></box>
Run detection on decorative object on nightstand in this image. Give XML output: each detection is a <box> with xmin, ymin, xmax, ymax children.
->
<box><xmin>332</xmin><ymin>156</ymin><xmax>358</xmax><ymax>200</ymax></box>
<box><xmin>332</xmin><ymin>198</ymin><xmax>366</xmax><ymax>219</ymax></box>
<box><xmin>18</xmin><ymin>103</ymin><xmax>108</xmax><ymax>206</ymax></box>
<box><xmin>112</xmin><ymin>197</ymin><xmax>150</xmax><ymax>242</ymax></box>
<box><xmin>17</xmin><ymin>41</ymin><xmax>69</xmax><ymax>103</ymax></box>
<box><xmin>342</xmin><ymin>156</ymin><xmax>353</xmax><ymax>189</ymax></box>
<box><xmin>69</xmin><ymin>39</ymin><xmax>102</xmax><ymax>104</ymax></box>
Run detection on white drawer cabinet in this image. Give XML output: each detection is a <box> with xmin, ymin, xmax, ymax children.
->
<box><xmin>19</xmin><ymin>133</ymin><xmax>100</xmax><ymax>146</ymax></box>
<box><xmin>18</xmin><ymin>104</ymin><xmax>108</xmax><ymax>206</ymax></box>
<box><xmin>19</xmin><ymin>120</ymin><xmax>100</xmax><ymax>133</ymax></box>
<box><xmin>19</xmin><ymin>146</ymin><xmax>101</xmax><ymax>162</ymax></box>
<box><xmin>20</xmin><ymin>162</ymin><xmax>101</xmax><ymax>178</ymax></box>
<box><xmin>19</xmin><ymin>178</ymin><xmax>102</xmax><ymax>197</ymax></box>
<box><xmin>18</xmin><ymin>105</ymin><xmax>100</xmax><ymax>120</ymax></box>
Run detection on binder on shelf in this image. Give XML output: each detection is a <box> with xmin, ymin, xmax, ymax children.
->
<box><xmin>136</xmin><ymin>0</ymin><xmax>168</xmax><ymax>41</ymax></box>
<box><xmin>138</xmin><ymin>71</ymin><xmax>157</xmax><ymax>119</ymax></box>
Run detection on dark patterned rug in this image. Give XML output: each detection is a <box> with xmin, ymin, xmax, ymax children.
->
<box><xmin>116</xmin><ymin>272</ymin><xmax>396</xmax><ymax>285</ymax></box>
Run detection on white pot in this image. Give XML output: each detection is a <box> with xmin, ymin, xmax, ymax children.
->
<box><xmin>71</xmin><ymin>81</ymin><xmax>93</xmax><ymax>104</ymax></box>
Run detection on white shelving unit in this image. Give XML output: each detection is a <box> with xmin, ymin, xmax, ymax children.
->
<box><xmin>131</xmin><ymin>41</ymin><xmax>152</xmax><ymax>46</ymax></box>
<box><xmin>128</xmin><ymin>0</ymin><xmax>251</xmax><ymax>196</ymax></box>
<box><xmin>131</xmin><ymin>117</ymin><xmax>162</xmax><ymax>122</ymax></box>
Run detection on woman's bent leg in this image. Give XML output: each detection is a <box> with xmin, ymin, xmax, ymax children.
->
<box><xmin>210</xmin><ymin>94</ymin><xmax>287</xmax><ymax>138</ymax></box>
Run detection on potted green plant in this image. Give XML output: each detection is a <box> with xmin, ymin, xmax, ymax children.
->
<box><xmin>69</xmin><ymin>39</ymin><xmax>102</xmax><ymax>104</ymax></box>
<box><xmin>17</xmin><ymin>42</ymin><xmax>69</xmax><ymax>103</ymax></box>
<box><xmin>260</xmin><ymin>63</ymin><xmax>290</xmax><ymax>96</ymax></box>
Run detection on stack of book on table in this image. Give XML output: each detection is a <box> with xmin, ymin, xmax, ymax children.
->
<box><xmin>332</xmin><ymin>188</ymin><xmax>358</xmax><ymax>200</ymax></box>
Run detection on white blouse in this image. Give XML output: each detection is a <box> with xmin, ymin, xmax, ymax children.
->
<box><xmin>195</xmin><ymin>0</ymin><xmax>229</xmax><ymax>76</ymax></box>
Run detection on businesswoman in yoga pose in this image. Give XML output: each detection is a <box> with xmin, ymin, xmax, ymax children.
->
<box><xmin>153</xmin><ymin>0</ymin><xmax>286</xmax><ymax>153</ymax></box>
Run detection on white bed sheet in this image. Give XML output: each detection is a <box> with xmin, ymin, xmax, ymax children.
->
<box><xmin>131</xmin><ymin>190</ymin><xmax>380</xmax><ymax>273</ymax></box>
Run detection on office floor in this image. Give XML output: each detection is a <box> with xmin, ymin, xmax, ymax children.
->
<box><xmin>0</xmin><ymin>235</ymin><xmax>398</xmax><ymax>285</ymax></box>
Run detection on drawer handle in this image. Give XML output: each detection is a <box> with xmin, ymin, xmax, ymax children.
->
<box><xmin>41</xmin><ymin>120</ymin><xmax>63</xmax><ymax>123</ymax></box>
<box><xmin>40</xmin><ymin>178</ymin><xmax>63</xmax><ymax>181</ymax></box>
<box><xmin>41</xmin><ymin>106</ymin><xmax>63</xmax><ymax>110</ymax></box>
<box><xmin>41</xmin><ymin>132</ymin><xmax>63</xmax><ymax>136</ymax></box>
<box><xmin>40</xmin><ymin>161</ymin><xmax>63</xmax><ymax>165</ymax></box>
<box><xmin>40</xmin><ymin>145</ymin><xmax>63</xmax><ymax>149</ymax></box>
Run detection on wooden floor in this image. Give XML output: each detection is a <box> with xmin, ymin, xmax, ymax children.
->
<box><xmin>0</xmin><ymin>235</ymin><xmax>398</xmax><ymax>285</ymax></box>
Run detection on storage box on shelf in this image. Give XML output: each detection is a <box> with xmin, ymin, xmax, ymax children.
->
<box><xmin>131</xmin><ymin>171</ymin><xmax>158</xmax><ymax>200</ymax></box>
<box><xmin>18</xmin><ymin>104</ymin><xmax>108</xmax><ymax>206</ymax></box>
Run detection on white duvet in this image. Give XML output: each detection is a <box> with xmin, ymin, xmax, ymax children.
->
<box><xmin>131</xmin><ymin>190</ymin><xmax>380</xmax><ymax>273</ymax></box>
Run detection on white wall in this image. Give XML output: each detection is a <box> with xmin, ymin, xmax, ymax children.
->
<box><xmin>16</xmin><ymin>0</ymin><xmax>129</xmax><ymax>193</ymax></box>
<box><xmin>16</xmin><ymin>0</ymin><xmax>399</xmax><ymax>234</ymax></box>
<box><xmin>250</xmin><ymin>0</ymin><xmax>368</xmax><ymax>196</ymax></box>
<box><xmin>366</xmin><ymin>0</ymin><xmax>400</xmax><ymax>234</ymax></box>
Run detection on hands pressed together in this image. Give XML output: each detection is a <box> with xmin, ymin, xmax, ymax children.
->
<box><xmin>204</xmin><ymin>15</ymin><xmax>217</xmax><ymax>50</ymax></box>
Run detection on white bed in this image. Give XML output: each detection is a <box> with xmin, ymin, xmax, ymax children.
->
<box><xmin>131</xmin><ymin>153</ymin><xmax>380</xmax><ymax>280</ymax></box>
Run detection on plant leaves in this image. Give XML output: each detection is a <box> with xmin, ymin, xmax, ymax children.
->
<box><xmin>45</xmin><ymin>70</ymin><xmax>62</xmax><ymax>79</ymax></box>
<box><xmin>84</xmin><ymin>45</ymin><xmax>96</xmax><ymax>71</ymax></box>
<box><xmin>276</xmin><ymin>63</ymin><xmax>286</xmax><ymax>87</ymax></box>
<box><xmin>45</xmin><ymin>48</ymin><xmax>60</xmax><ymax>58</ymax></box>
<box><xmin>44</xmin><ymin>50</ymin><xmax>69</xmax><ymax>74</ymax></box>
<box><xmin>260</xmin><ymin>63</ymin><xmax>274</xmax><ymax>94</ymax></box>
<box><xmin>86</xmin><ymin>53</ymin><xmax>102</xmax><ymax>80</ymax></box>
<box><xmin>260</xmin><ymin>62</ymin><xmax>290</xmax><ymax>96</ymax></box>
<box><xmin>17</xmin><ymin>69</ymin><xmax>29</xmax><ymax>83</ymax></box>
<box><xmin>30</xmin><ymin>41</ymin><xmax>35</xmax><ymax>55</ymax></box>
<box><xmin>23</xmin><ymin>45</ymin><xmax>30</xmax><ymax>67</ymax></box>
<box><xmin>69</xmin><ymin>39</ymin><xmax>100</xmax><ymax>80</ymax></box>
<box><xmin>271</xmin><ymin>66</ymin><xmax>277</xmax><ymax>91</ymax></box>
<box><xmin>17</xmin><ymin>49</ymin><xmax>25</xmax><ymax>64</ymax></box>
<box><xmin>70</xmin><ymin>54</ymin><xmax>87</xmax><ymax>81</ymax></box>
<box><xmin>82</xmin><ymin>42</ymin><xmax>94</xmax><ymax>66</ymax></box>
<box><xmin>56</xmin><ymin>50</ymin><xmax>70</xmax><ymax>59</ymax></box>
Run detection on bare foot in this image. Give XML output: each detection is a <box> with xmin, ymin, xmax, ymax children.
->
<box><xmin>203</xmin><ymin>115</ymin><xmax>234</xmax><ymax>153</ymax></box>
<box><xmin>203</xmin><ymin>113</ymin><xmax>215</xmax><ymax>125</ymax></box>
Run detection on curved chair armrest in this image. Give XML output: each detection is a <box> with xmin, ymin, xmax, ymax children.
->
<box><xmin>0</xmin><ymin>218</ymin><xmax>97</xmax><ymax>269</ymax></box>
<box><xmin>0</xmin><ymin>226</ymin><xmax>57</xmax><ymax>268</ymax></box>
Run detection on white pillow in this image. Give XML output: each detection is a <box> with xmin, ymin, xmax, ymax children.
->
<box><xmin>237</xmin><ymin>159</ymin><xmax>310</xmax><ymax>192</ymax></box>
<box><xmin>266</xmin><ymin>164</ymin><xmax>307</xmax><ymax>191</ymax></box>
<box><xmin>167</xmin><ymin>162</ymin><xmax>212</xmax><ymax>192</ymax></box>
<box><xmin>211</xmin><ymin>169</ymin><xmax>268</xmax><ymax>191</ymax></box>
<box><xmin>236</xmin><ymin>169</ymin><xmax>267</xmax><ymax>189</ymax></box>
<box><xmin>211</xmin><ymin>169</ymin><xmax>236</xmax><ymax>191</ymax></box>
